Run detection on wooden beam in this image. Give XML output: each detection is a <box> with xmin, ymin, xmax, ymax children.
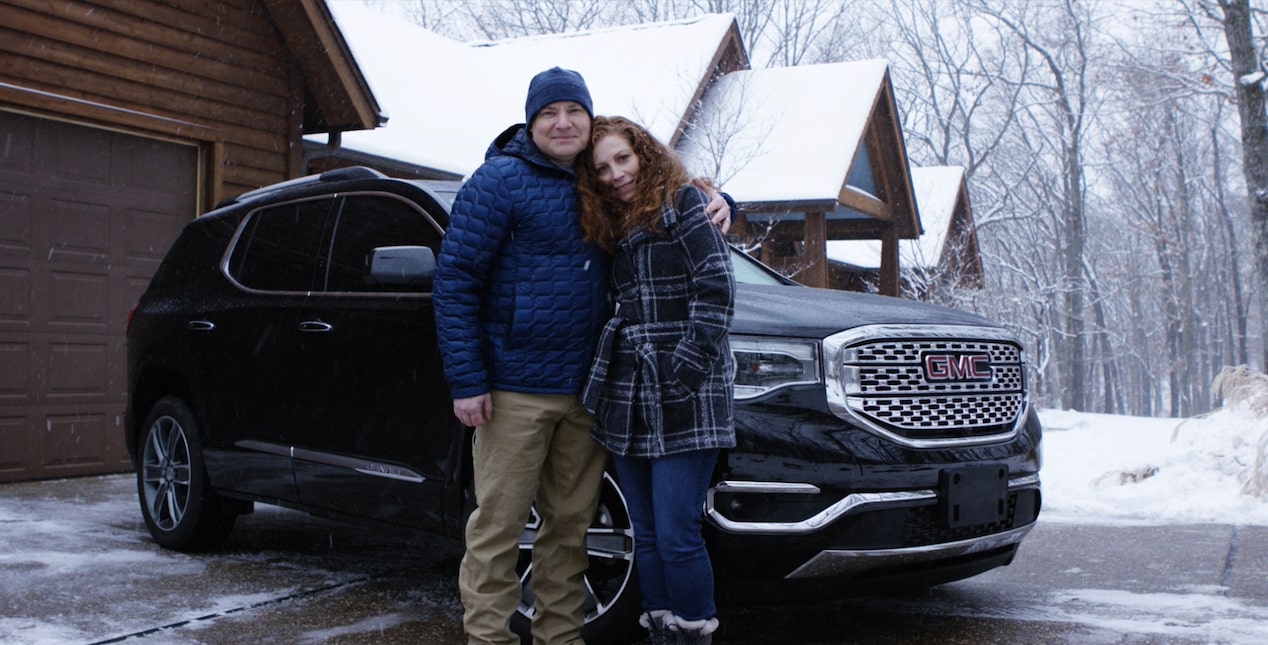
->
<box><xmin>207</xmin><ymin>140</ymin><xmax>226</xmax><ymax>211</ymax></box>
<box><xmin>736</xmin><ymin>198</ymin><xmax>837</xmax><ymax>214</ymax></box>
<box><xmin>824</xmin><ymin>219</ymin><xmax>885</xmax><ymax>240</ymax></box>
<box><xmin>802</xmin><ymin>211</ymin><xmax>827</xmax><ymax>288</ymax></box>
<box><xmin>879</xmin><ymin>226</ymin><xmax>900</xmax><ymax>297</ymax></box>
<box><xmin>837</xmin><ymin>186</ymin><xmax>892</xmax><ymax>219</ymax></box>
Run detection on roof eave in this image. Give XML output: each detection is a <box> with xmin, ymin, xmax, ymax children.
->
<box><xmin>263</xmin><ymin>0</ymin><xmax>384</xmax><ymax>134</ymax></box>
<box><xmin>667</xmin><ymin>16</ymin><xmax>750</xmax><ymax>148</ymax></box>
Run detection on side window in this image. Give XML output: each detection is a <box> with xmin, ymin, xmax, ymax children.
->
<box><xmin>227</xmin><ymin>198</ymin><xmax>335</xmax><ymax>292</ymax></box>
<box><xmin>324</xmin><ymin>195</ymin><xmax>443</xmax><ymax>293</ymax></box>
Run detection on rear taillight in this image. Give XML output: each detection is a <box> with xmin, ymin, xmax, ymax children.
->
<box><xmin>126</xmin><ymin>303</ymin><xmax>138</xmax><ymax>333</ymax></box>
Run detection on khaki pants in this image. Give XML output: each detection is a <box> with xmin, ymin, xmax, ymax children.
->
<box><xmin>460</xmin><ymin>390</ymin><xmax>606</xmax><ymax>645</ymax></box>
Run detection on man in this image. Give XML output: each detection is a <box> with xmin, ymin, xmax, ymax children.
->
<box><xmin>434</xmin><ymin>67</ymin><xmax>731</xmax><ymax>645</ymax></box>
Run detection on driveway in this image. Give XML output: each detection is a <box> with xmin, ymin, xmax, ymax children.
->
<box><xmin>2</xmin><ymin>474</ymin><xmax>1266</xmax><ymax>644</ymax></box>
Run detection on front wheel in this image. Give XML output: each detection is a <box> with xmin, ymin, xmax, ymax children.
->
<box><xmin>510</xmin><ymin>470</ymin><xmax>642</xmax><ymax>644</ymax></box>
<box><xmin>136</xmin><ymin>396</ymin><xmax>239</xmax><ymax>551</ymax></box>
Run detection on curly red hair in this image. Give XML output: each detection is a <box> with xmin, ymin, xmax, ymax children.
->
<box><xmin>576</xmin><ymin>116</ymin><xmax>698</xmax><ymax>253</ymax></box>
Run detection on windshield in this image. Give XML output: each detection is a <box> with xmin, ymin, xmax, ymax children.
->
<box><xmin>729</xmin><ymin>247</ymin><xmax>794</xmax><ymax>286</ymax></box>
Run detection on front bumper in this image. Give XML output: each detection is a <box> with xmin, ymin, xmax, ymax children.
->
<box><xmin>784</xmin><ymin>518</ymin><xmax>1033</xmax><ymax>579</ymax></box>
<box><xmin>705</xmin><ymin>474</ymin><xmax>1041</xmax><ymax>580</ymax></box>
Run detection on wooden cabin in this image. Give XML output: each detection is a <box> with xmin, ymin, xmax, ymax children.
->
<box><xmin>0</xmin><ymin>0</ymin><xmax>380</xmax><ymax>482</ymax></box>
<box><xmin>677</xmin><ymin>60</ymin><xmax>922</xmax><ymax>295</ymax></box>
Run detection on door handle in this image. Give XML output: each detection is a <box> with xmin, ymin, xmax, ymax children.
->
<box><xmin>299</xmin><ymin>320</ymin><xmax>333</xmax><ymax>333</ymax></box>
<box><xmin>186</xmin><ymin>320</ymin><xmax>215</xmax><ymax>332</ymax></box>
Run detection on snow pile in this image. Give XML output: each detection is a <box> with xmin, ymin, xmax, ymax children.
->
<box><xmin>1039</xmin><ymin>403</ymin><xmax>1268</xmax><ymax>525</ymax></box>
<box><xmin>1212</xmin><ymin>365</ymin><xmax>1268</xmax><ymax>498</ymax></box>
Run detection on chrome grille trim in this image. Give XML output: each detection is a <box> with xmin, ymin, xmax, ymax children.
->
<box><xmin>704</xmin><ymin>475</ymin><xmax>1041</xmax><ymax>536</ymax></box>
<box><xmin>824</xmin><ymin>324</ymin><xmax>1028</xmax><ymax>448</ymax></box>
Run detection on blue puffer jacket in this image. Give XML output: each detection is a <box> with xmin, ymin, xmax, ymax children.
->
<box><xmin>434</xmin><ymin>124</ymin><xmax>609</xmax><ymax>399</ymax></box>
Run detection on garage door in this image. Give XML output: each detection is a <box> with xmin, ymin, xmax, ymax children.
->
<box><xmin>0</xmin><ymin>111</ymin><xmax>197</xmax><ymax>482</ymax></box>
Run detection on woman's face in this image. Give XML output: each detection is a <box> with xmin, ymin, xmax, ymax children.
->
<box><xmin>592</xmin><ymin>133</ymin><xmax>640</xmax><ymax>203</ymax></box>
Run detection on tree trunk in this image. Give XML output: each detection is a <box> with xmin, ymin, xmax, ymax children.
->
<box><xmin>1063</xmin><ymin>143</ymin><xmax>1087</xmax><ymax>411</ymax></box>
<box><xmin>1219</xmin><ymin>0</ymin><xmax>1268</xmax><ymax>370</ymax></box>
<box><xmin>1211</xmin><ymin>114</ymin><xmax>1250</xmax><ymax>367</ymax></box>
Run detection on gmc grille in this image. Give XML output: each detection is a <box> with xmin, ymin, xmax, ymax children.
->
<box><xmin>824</xmin><ymin>325</ymin><xmax>1028</xmax><ymax>448</ymax></box>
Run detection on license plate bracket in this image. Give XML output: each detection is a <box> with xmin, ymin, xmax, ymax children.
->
<box><xmin>939</xmin><ymin>464</ymin><xmax>1009</xmax><ymax>529</ymax></box>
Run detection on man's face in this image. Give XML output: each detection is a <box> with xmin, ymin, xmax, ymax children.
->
<box><xmin>530</xmin><ymin>101</ymin><xmax>591</xmax><ymax>166</ymax></box>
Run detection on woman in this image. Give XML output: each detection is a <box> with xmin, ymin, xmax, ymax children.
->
<box><xmin>577</xmin><ymin>116</ymin><xmax>736</xmax><ymax>645</ymax></box>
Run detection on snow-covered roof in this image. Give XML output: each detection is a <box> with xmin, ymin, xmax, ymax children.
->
<box><xmin>828</xmin><ymin>166</ymin><xmax>964</xmax><ymax>269</ymax></box>
<box><xmin>322</xmin><ymin>2</ymin><xmax>736</xmax><ymax>176</ymax></box>
<box><xmin>323</xmin><ymin>4</ymin><xmax>914</xmax><ymax>218</ymax></box>
<box><xmin>676</xmin><ymin>60</ymin><xmax>889</xmax><ymax>204</ymax></box>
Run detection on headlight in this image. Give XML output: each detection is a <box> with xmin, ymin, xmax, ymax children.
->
<box><xmin>731</xmin><ymin>336</ymin><xmax>821</xmax><ymax>400</ymax></box>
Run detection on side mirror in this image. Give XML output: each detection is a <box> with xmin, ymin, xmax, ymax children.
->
<box><xmin>370</xmin><ymin>245</ymin><xmax>435</xmax><ymax>287</ymax></box>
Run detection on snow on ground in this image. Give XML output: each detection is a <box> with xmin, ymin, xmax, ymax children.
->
<box><xmin>1038</xmin><ymin>406</ymin><xmax>1268</xmax><ymax>525</ymax></box>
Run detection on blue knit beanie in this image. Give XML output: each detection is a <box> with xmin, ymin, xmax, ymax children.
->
<box><xmin>525</xmin><ymin>67</ymin><xmax>594</xmax><ymax>124</ymax></box>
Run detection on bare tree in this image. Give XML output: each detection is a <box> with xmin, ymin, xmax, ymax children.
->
<box><xmin>761</xmin><ymin>0</ymin><xmax>852</xmax><ymax>66</ymax></box>
<box><xmin>408</xmin><ymin>0</ymin><xmax>624</xmax><ymax>39</ymax></box>
<box><xmin>390</xmin><ymin>0</ymin><xmax>470</xmax><ymax>38</ymax></box>
<box><xmin>1208</xmin><ymin>103</ymin><xmax>1253</xmax><ymax>368</ymax></box>
<box><xmin>968</xmin><ymin>0</ymin><xmax>1104</xmax><ymax>411</ymax></box>
<box><xmin>882</xmin><ymin>1</ymin><xmax>1025</xmax><ymax>176</ymax></box>
<box><xmin>1200</xmin><ymin>0</ymin><xmax>1268</xmax><ymax>369</ymax></box>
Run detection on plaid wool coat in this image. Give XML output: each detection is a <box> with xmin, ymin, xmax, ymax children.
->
<box><xmin>582</xmin><ymin>185</ymin><xmax>737</xmax><ymax>458</ymax></box>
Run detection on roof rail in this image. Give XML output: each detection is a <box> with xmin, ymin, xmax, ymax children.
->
<box><xmin>214</xmin><ymin>166</ymin><xmax>386</xmax><ymax>209</ymax></box>
<box><xmin>319</xmin><ymin>166</ymin><xmax>386</xmax><ymax>181</ymax></box>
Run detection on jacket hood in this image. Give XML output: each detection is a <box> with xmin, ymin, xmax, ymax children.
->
<box><xmin>486</xmin><ymin>124</ymin><xmax>577</xmax><ymax>178</ymax></box>
<box><xmin>733</xmin><ymin>282</ymin><xmax>999</xmax><ymax>339</ymax></box>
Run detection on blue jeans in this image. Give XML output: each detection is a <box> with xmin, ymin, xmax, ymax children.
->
<box><xmin>611</xmin><ymin>449</ymin><xmax>719</xmax><ymax>622</ymax></box>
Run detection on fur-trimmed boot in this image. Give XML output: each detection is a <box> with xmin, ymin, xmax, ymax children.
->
<box><xmin>667</xmin><ymin>614</ymin><xmax>720</xmax><ymax>645</ymax></box>
<box><xmin>639</xmin><ymin>610</ymin><xmax>676</xmax><ymax>645</ymax></box>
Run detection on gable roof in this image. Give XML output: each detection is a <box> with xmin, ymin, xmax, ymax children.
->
<box><xmin>829</xmin><ymin>166</ymin><xmax>966</xmax><ymax>269</ymax></box>
<box><xmin>671</xmin><ymin>59</ymin><xmax>922</xmax><ymax>240</ymax></box>
<box><xmin>321</xmin><ymin>2</ymin><xmax>745</xmax><ymax>175</ymax></box>
<box><xmin>678</xmin><ymin>60</ymin><xmax>885</xmax><ymax>205</ymax></box>
<box><xmin>262</xmin><ymin>0</ymin><xmax>383</xmax><ymax>132</ymax></box>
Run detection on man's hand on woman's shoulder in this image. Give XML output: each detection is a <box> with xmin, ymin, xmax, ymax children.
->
<box><xmin>692</xmin><ymin>177</ymin><xmax>734</xmax><ymax>235</ymax></box>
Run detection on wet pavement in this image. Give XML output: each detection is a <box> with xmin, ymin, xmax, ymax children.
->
<box><xmin>3</xmin><ymin>474</ymin><xmax>1267</xmax><ymax>644</ymax></box>
<box><xmin>0</xmin><ymin>474</ymin><xmax>466</xmax><ymax>644</ymax></box>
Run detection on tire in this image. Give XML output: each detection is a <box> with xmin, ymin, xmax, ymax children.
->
<box><xmin>136</xmin><ymin>396</ymin><xmax>239</xmax><ymax>551</ymax></box>
<box><xmin>510</xmin><ymin>470</ymin><xmax>643</xmax><ymax>645</ymax></box>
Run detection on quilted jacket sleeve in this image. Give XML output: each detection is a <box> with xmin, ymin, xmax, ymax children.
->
<box><xmin>433</xmin><ymin>160</ymin><xmax>515</xmax><ymax>399</ymax></box>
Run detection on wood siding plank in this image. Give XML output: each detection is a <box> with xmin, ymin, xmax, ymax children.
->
<box><xmin>0</xmin><ymin>3</ymin><xmax>286</xmax><ymax>91</ymax></box>
<box><xmin>1</xmin><ymin>55</ymin><xmax>288</xmax><ymax>134</ymax></box>
<box><xmin>91</xmin><ymin>0</ymin><xmax>288</xmax><ymax>59</ymax></box>
<box><xmin>4</xmin><ymin>0</ymin><xmax>288</xmax><ymax>80</ymax></box>
<box><xmin>0</xmin><ymin>27</ymin><xmax>287</xmax><ymax>117</ymax></box>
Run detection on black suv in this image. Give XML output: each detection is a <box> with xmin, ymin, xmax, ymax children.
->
<box><xmin>126</xmin><ymin>167</ymin><xmax>1041</xmax><ymax>643</ymax></box>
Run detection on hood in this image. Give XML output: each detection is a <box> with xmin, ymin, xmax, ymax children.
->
<box><xmin>485</xmin><ymin>123</ymin><xmax>577</xmax><ymax>177</ymax></box>
<box><xmin>486</xmin><ymin>123</ymin><xmax>525</xmax><ymax>160</ymax></box>
<box><xmin>733</xmin><ymin>282</ymin><xmax>999</xmax><ymax>339</ymax></box>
